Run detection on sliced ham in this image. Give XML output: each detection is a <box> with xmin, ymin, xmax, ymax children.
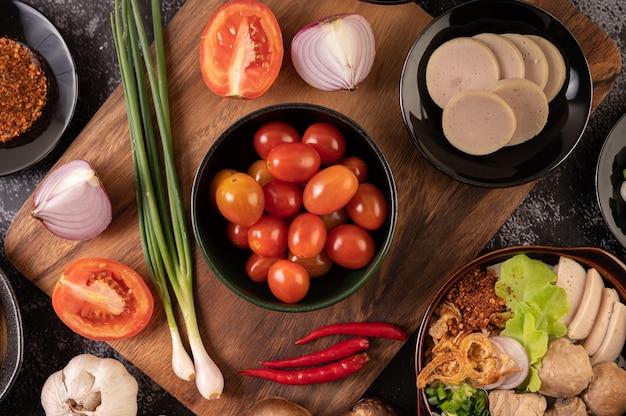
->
<box><xmin>488</xmin><ymin>78</ymin><xmax>549</xmax><ymax>146</ymax></box>
<box><xmin>473</xmin><ymin>33</ymin><xmax>525</xmax><ymax>80</ymax></box>
<box><xmin>425</xmin><ymin>37</ymin><xmax>500</xmax><ymax>108</ymax></box>
<box><xmin>441</xmin><ymin>90</ymin><xmax>515</xmax><ymax>155</ymax></box>
<box><xmin>501</xmin><ymin>33</ymin><xmax>549</xmax><ymax>89</ymax></box>
<box><xmin>526</xmin><ymin>35</ymin><xmax>567</xmax><ymax>101</ymax></box>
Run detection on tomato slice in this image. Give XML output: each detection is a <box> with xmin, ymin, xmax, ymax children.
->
<box><xmin>199</xmin><ymin>0</ymin><xmax>284</xmax><ymax>99</ymax></box>
<box><xmin>51</xmin><ymin>258</ymin><xmax>154</xmax><ymax>341</ymax></box>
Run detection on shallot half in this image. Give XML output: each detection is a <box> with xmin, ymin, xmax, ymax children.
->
<box><xmin>291</xmin><ymin>14</ymin><xmax>375</xmax><ymax>91</ymax></box>
<box><xmin>31</xmin><ymin>159</ymin><xmax>112</xmax><ymax>241</ymax></box>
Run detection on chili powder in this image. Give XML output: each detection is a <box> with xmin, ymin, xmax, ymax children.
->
<box><xmin>0</xmin><ymin>37</ymin><xmax>49</xmax><ymax>143</ymax></box>
<box><xmin>445</xmin><ymin>266</ymin><xmax>509</xmax><ymax>335</ymax></box>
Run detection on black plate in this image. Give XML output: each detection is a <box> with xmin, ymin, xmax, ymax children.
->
<box><xmin>0</xmin><ymin>267</ymin><xmax>23</xmax><ymax>402</ymax></box>
<box><xmin>596</xmin><ymin>113</ymin><xmax>626</xmax><ymax>249</ymax></box>
<box><xmin>400</xmin><ymin>0</ymin><xmax>592</xmax><ymax>187</ymax></box>
<box><xmin>0</xmin><ymin>0</ymin><xmax>78</xmax><ymax>176</ymax></box>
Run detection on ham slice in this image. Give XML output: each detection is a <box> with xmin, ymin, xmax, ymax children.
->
<box><xmin>473</xmin><ymin>33</ymin><xmax>525</xmax><ymax>80</ymax></box>
<box><xmin>425</xmin><ymin>37</ymin><xmax>500</xmax><ymax>108</ymax></box>
<box><xmin>500</xmin><ymin>33</ymin><xmax>549</xmax><ymax>89</ymax></box>
<box><xmin>442</xmin><ymin>90</ymin><xmax>516</xmax><ymax>155</ymax></box>
<box><xmin>488</xmin><ymin>78</ymin><xmax>549</xmax><ymax>146</ymax></box>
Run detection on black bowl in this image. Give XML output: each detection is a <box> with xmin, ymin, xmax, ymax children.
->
<box><xmin>400</xmin><ymin>0</ymin><xmax>592</xmax><ymax>187</ymax></box>
<box><xmin>0</xmin><ymin>268</ymin><xmax>23</xmax><ymax>402</ymax></box>
<box><xmin>415</xmin><ymin>246</ymin><xmax>626</xmax><ymax>415</ymax></box>
<box><xmin>191</xmin><ymin>103</ymin><xmax>397</xmax><ymax>312</ymax></box>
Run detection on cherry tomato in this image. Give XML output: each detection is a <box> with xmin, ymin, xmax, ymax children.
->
<box><xmin>267</xmin><ymin>142</ymin><xmax>321</xmax><ymax>183</ymax></box>
<box><xmin>216</xmin><ymin>172</ymin><xmax>265</xmax><ymax>226</ymax></box>
<box><xmin>289</xmin><ymin>249</ymin><xmax>334</xmax><ymax>278</ymax></box>
<box><xmin>302</xmin><ymin>165</ymin><xmax>359</xmax><ymax>215</ymax></box>
<box><xmin>199</xmin><ymin>0</ymin><xmax>283</xmax><ymax>99</ymax></box>
<box><xmin>246</xmin><ymin>252</ymin><xmax>285</xmax><ymax>282</ymax></box>
<box><xmin>226</xmin><ymin>222</ymin><xmax>249</xmax><ymax>249</ymax></box>
<box><xmin>263</xmin><ymin>179</ymin><xmax>302</xmax><ymax>217</ymax></box>
<box><xmin>302</xmin><ymin>122</ymin><xmax>347</xmax><ymax>165</ymax></box>
<box><xmin>247</xmin><ymin>215</ymin><xmax>288</xmax><ymax>257</ymax></box>
<box><xmin>51</xmin><ymin>258</ymin><xmax>154</xmax><ymax>341</ymax></box>
<box><xmin>346</xmin><ymin>183</ymin><xmax>388</xmax><ymax>230</ymax></box>
<box><xmin>320</xmin><ymin>207</ymin><xmax>350</xmax><ymax>231</ymax></box>
<box><xmin>288</xmin><ymin>212</ymin><xmax>327</xmax><ymax>259</ymax></box>
<box><xmin>339</xmin><ymin>156</ymin><xmax>369</xmax><ymax>183</ymax></box>
<box><xmin>254</xmin><ymin>121</ymin><xmax>300</xmax><ymax>159</ymax></box>
<box><xmin>247</xmin><ymin>159</ymin><xmax>274</xmax><ymax>186</ymax></box>
<box><xmin>209</xmin><ymin>168</ymin><xmax>237</xmax><ymax>207</ymax></box>
<box><xmin>267</xmin><ymin>260</ymin><xmax>310</xmax><ymax>303</ymax></box>
<box><xmin>325</xmin><ymin>224</ymin><xmax>375</xmax><ymax>269</ymax></box>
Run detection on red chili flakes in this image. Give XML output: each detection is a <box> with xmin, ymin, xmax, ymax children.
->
<box><xmin>0</xmin><ymin>37</ymin><xmax>49</xmax><ymax>143</ymax></box>
<box><xmin>444</xmin><ymin>266</ymin><xmax>509</xmax><ymax>335</ymax></box>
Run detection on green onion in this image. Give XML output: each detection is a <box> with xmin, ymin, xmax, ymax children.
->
<box><xmin>111</xmin><ymin>0</ymin><xmax>224</xmax><ymax>399</ymax></box>
<box><xmin>426</xmin><ymin>383</ymin><xmax>489</xmax><ymax>416</ymax></box>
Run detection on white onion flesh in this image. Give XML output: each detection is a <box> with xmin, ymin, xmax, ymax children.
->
<box><xmin>31</xmin><ymin>159</ymin><xmax>112</xmax><ymax>241</ymax></box>
<box><xmin>291</xmin><ymin>14</ymin><xmax>375</xmax><ymax>91</ymax></box>
<box><xmin>489</xmin><ymin>335</ymin><xmax>530</xmax><ymax>390</ymax></box>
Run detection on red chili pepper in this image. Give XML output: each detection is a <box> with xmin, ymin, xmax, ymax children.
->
<box><xmin>295</xmin><ymin>322</ymin><xmax>407</xmax><ymax>344</ymax></box>
<box><xmin>239</xmin><ymin>352</ymin><xmax>370</xmax><ymax>385</ymax></box>
<box><xmin>260</xmin><ymin>337</ymin><xmax>370</xmax><ymax>368</ymax></box>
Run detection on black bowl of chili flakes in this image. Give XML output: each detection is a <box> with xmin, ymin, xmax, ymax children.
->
<box><xmin>415</xmin><ymin>246</ymin><xmax>626</xmax><ymax>416</ymax></box>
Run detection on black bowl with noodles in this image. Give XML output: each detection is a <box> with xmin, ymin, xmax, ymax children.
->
<box><xmin>415</xmin><ymin>246</ymin><xmax>626</xmax><ymax>416</ymax></box>
<box><xmin>191</xmin><ymin>103</ymin><xmax>397</xmax><ymax>312</ymax></box>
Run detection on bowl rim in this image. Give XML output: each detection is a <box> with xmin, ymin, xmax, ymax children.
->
<box><xmin>415</xmin><ymin>245</ymin><xmax>626</xmax><ymax>415</ymax></box>
<box><xmin>0</xmin><ymin>0</ymin><xmax>78</xmax><ymax>176</ymax></box>
<box><xmin>191</xmin><ymin>102</ymin><xmax>398</xmax><ymax>312</ymax></box>
<box><xmin>0</xmin><ymin>267</ymin><xmax>24</xmax><ymax>402</ymax></box>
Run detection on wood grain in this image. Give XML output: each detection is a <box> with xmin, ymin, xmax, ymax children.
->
<box><xmin>4</xmin><ymin>0</ymin><xmax>620</xmax><ymax>414</ymax></box>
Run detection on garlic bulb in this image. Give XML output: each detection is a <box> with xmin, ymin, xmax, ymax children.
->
<box><xmin>41</xmin><ymin>354</ymin><xmax>138</xmax><ymax>416</ymax></box>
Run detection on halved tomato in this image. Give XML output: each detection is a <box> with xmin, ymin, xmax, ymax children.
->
<box><xmin>51</xmin><ymin>258</ymin><xmax>154</xmax><ymax>341</ymax></box>
<box><xmin>199</xmin><ymin>0</ymin><xmax>284</xmax><ymax>99</ymax></box>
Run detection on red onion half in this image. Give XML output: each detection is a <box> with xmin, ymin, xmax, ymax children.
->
<box><xmin>31</xmin><ymin>159</ymin><xmax>112</xmax><ymax>241</ymax></box>
<box><xmin>291</xmin><ymin>14</ymin><xmax>375</xmax><ymax>91</ymax></box>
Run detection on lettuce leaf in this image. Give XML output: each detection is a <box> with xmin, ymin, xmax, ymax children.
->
<box><xmin>494</xmin><ymin>254</ymin><xmax>570</xmax><ymax>391</ymax></box>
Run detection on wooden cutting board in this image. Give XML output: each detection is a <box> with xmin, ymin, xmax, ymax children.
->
<box><xmin>5</xmin><ymin>0</ymin><xmax>621</xmax><ymax>414</ymax></box>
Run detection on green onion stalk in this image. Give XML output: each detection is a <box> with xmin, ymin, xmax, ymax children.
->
<box><xmin>111</xmin><ymin>0</ymin><xmax>224</xmax><ymax>399</ymax></box>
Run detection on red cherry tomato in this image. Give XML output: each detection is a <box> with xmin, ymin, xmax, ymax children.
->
<box><xmin>302</xmin><ymin>122</ymin><xmax>347</xmax><ymax>165</ymax></box>
<box><xmin>245</xmin><ymin>252</ymin><xmax>285</xmax><ymax>282</ymax></box>
<box><xmin>339</xmin><ymin>156</ymin><xmax>369</xmax><ymax>183</ymax></box>
<box><xmin>346</xmin><ymin>183</ymin><xmax>388</xmax><ymax>230</ymax></box>
<box><xmin>302</xmin><ymin>165</ymin><xmax>359</xmax><ymax>215</ymax></box>
<box><xmin>262</xmin><ymin>179</ymin><xmax>302</xmax><ymax>217</ymax></box>
<box><xmin>209</xmin><ymin>168</ymin><xmax>237</xmax><ymax>208</ymax></box>
<box><xmin>288</xmin><ymin>250</ymin><xmax>334</xmax><ymax>278</ymax></box>
<box><xmin>216</xmin><ymin>172</ymin><xmax>265</xmax><ymax>226</ymax></box>
<box><xmin>51</xmin><ymin>258</ymin><xmax>154</xmax><ymax>341</ymax></box>
<box><xmin>253</xmin><ymin>121</ymin><xmax>300</xmax><ymax>159</ymax></box>
<box><xmin>320</xmin><ymin>208</ymin><xmax>350</xmax><ymax>231</ymax></box>
<box><xmin>325</xmin><ymin>224</ymin><xmax>375</xmax><ymax>269</ymax></box>
<box><xmin>199</xmin><ymin>0</ymin><xmax>283</xmax><ymax>99</ymax></box>
<box><xmin>247</xmin><ymin>159</ymin><xmax>274</xmax><ymax>186</ymax></box>
<box><xmin>267</xmin><ymin>260</ymin><xmax>310</xmax><ymax>303</ymax></box>
<box><xmin>267</xmin><ymin>142</ymin><xmax>321</xmax><ymax>183</ymax></box>
<box><xmin>226</xmin><ymin>222</ymin><xmax>249</xmax><ymax>249</ymax></box>
<box><xmin>247</xmin><ymin>215</ymin><xmax>288</xmax><ymax>257</ymax></box>
<box><xmin>288</xmin><ymin>212</ymin><xmax>327</xmax><ymax>259</ymax></box>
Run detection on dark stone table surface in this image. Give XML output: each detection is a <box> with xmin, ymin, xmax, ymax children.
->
<box><xmin>0</xmin><ymin>0</ymin><xmax>624</xmax><ymax>414</ymax></box>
